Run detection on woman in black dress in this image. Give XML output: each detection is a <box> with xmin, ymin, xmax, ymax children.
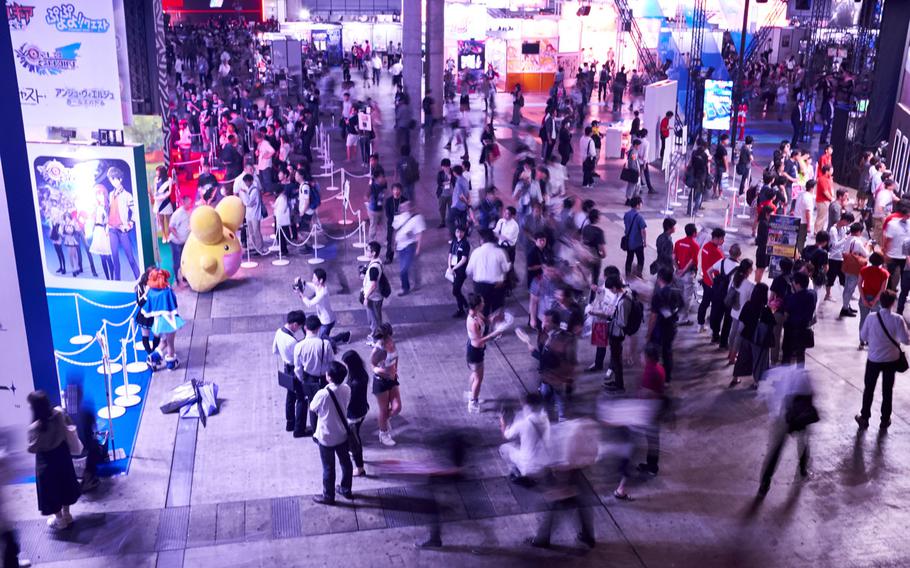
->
<box><xmin>754</xmin><ymin>205</ymin><xmax>773</xmax><ymax>284</ymax></box>
<box><xmin>27</xmin><ymin>391</ymin><xmax>80</xmax><ymax>530</ymax></box>
<box><xmin>731</xmin><ymin>284</ymin><xmax>775</xmax><ymax>389</ymax></box>
<box><xmin>341</xmin><ymin>350</ymin><xmax>370</xmax><ymax>477</ymax></box>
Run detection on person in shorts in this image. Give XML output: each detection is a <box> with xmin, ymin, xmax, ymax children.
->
<box><xmin>465</xmin><ymin>294</ymin><xmax>503</xmax><ymax>414</ymax></box>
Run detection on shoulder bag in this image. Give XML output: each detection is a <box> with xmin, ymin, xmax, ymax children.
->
<box><xmin>327</xmin><ymin>388</ymin><xmax>362</xmax><ymax>455</ymax></box>
<box><xmin>877</xmin><ymin>312</ymin><xmax>909</xmax><ymax>372</ymax></box>
<box><xmin>619</xmin><ymin>164</ymin><xmax>639</xmax><ymax>184</ymax></box>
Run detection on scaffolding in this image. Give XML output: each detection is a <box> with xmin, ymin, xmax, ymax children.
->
<box><xmin>609</xmin><ymin>0</ymin><xmax>665</xmax><ymax>83</ymax></box>
<box><xmin>798</xmin><ymin>0</ymin><xmax>833</xmax><ymax>144</ymax></box>
<box><xmin>683</xmin><ymin>0</ymin><xmax>707</xmax><ymax>144</ymax></box>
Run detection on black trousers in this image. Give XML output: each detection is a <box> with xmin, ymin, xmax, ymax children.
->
<box><xmin>301</xmin><ymin>376</ymin><xmax>325</xmax><ymax>433</ymax></box>
<box><xmin>697</xmin><ymin>281</ymin><xmax>713</xmax><ymax>326</ymax></box>
<box><xmin>760</xmin><ymin>422</ymin><xmax>809</xmax><ymax>488</ymax></box>
<box><xmin>285</xmin><ymin>380</ymin><xmax>307</xmax><ymax>434</ymax></box>
<box><xmin>318</xmin><ymin>440</ymin><xmax>353</xmax><ymax>501</ymax></box>
<box><xmin>650</xmin><ymin>325</ymin><xmax>676</xmax><ymax>383</ymax></box>
<box><xmin>625</xmin><ymin>246</ymin><xmax>644</xmax><ymax>276</ymax></box>
<box><xmin>709</xmin><ymin>300</ymin><xmax>732</xmax><ymax>346</ymax></box>
<box><xmin>534</xmin><ymin>469</ymin><xmax>594</xmax><ymax>544</ymax></box>
<box><xmin>609</xmin><ymin>335</ymin><xmax>625</xmax><ymax>389</ymax></box>
<box><xmin>860</xmin><ymin>360</ymin><xmax>897</xmax><ymax>423</ymax></box>
<box><xmin>582</xmin><ymin>157</ymin><xmax>595</xmax><ymax>186</ymax></box>
<box><xmin>452</xmin><ymin>271</ymin><xmax>467</xmax><ymax>312</ymax></box>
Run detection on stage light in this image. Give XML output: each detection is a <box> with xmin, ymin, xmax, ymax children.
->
<box><xmin>299</xmin><ymin>8</ymin><xmax>310</xmax><ymax>20</ymax></box>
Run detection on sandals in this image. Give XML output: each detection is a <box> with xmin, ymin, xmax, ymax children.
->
<box><xmin>728</xmin><ymin>378</ymin><xmax>741</xmax><ymax>388</ymax></box>
<box><xmin>613</xmin><ymin>490</ymin><xmax>634</xmax><ymax>501</ymax></box>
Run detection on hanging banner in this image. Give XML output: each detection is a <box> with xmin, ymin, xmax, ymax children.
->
<box><xmin>9</xmin><ymin>0</ymin><xmax>124</xmax><ymax>131</ymax></box>
<box><xmin>27</xmin><ymin>142</ymin><xmax>151</xmax><ymax>293</ymax></box>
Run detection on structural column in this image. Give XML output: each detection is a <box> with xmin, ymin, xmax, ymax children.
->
<box><xmin>401</xmin><ymin>0</ymin><xmax>423</xmax><ymax>128</ymax></box>
<box><xmin>425</xmin><ymin>0</ymin><xmax>445</xmax><ymax>121</ymax></box>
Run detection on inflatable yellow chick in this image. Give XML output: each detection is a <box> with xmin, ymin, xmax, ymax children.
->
<box><xmin>181</xmin><ymin>195</ymin><xmax>245</xmax><ymax>292</ymax></box>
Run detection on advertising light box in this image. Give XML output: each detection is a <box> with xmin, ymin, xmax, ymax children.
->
<box><xmin>9</xmin><ymin>0</ymin><xmax>124</xmax><ymax>130</ymax></box>
<box><xmin>703</xmin><ymin>79</ymin><xmax>733</xmax><ymax>132</ymax></box>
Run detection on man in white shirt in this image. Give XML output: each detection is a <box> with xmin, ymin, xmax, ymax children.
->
<box><xmin>310</xmin><ymin>362</ymin><xmax>354</xmax><ymax>505</ymax></box>
<box><xmin>255</xmin><ymin>131</ymin><xmax>275</xmax><ymax>192</ymax></box>
<box><xmin>296</xmin><ymin>268</ymin><xmax>351</xmax><ymax>349</ymax></box>
<box><xmin>293</xmin><ymin>315</ymin><xmax>335</xmax><ymax>437</ymax></box>
<box><xmin>638</xmin><ymin>128</ymin><xmax>655</xmax><ymax>194</ymax></box>
<box><xmin>272</xmin><ymin>310</ymin><xmax>305</xmax><ymax>433</ymax></box>
<box><xmin>168</xmin><ymin>195</ymin><xmax>194</xmax><ymax>286</ymax></box>
<box><xmin>873</xmin><ymin>179</ymin><xmax>898</xmax><ymax>243</ymax></box>
<box><xmin>840</xmin><ymin>222</ymin><xmax>869</xmax><ymax>317</ymax></box>
<box><xmin>856</xmin><ymin>290</ymin><xmax>909</xmax><ymax>430</ymax></box>
<box><xmin>361</xmin><ymin>241</ymin><xmax>386</xmax><ymax>335</ymax></box>
<box><xmin>793</xmin><ymin>180</ymin><xmax>817</xmax><ymax>236</ymax></box>
<box><xmin>393</xmin><ymin>203</ymin><xmax>426</xmax><ymax>296</ymax></box>
<box><xmin>371</xmin><ymin>53</ymin><xmax>382</xmax><ymax>85</ymax></box>
<box><xmin>236</xmin><ymin>172</ymin><xmax>266</xmax><ymax>255</ymax></box>
<box><xmin>882</xmin><ymin>201</ymin><xmax>910</xmax><ymax>292</ymax></box>
<box><xmin>579</xmin><ymin>126</ymin><xmax>596</xmax><ymax>188</ymax></box>
<box><xmin>468</xmin><ymin>229</ymin><xmax>512</xmax><ymax>321</ymax></box>
<box><xmin>499</xmin><ymin>392</ymin><xmax>550</xmax><ymax>481</ymax></box>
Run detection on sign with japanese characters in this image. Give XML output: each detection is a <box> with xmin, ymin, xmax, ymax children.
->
<box><xmin>9</xmin><ymin>1</ymin><xmax>124</xmax><ymax>131</ymax></box>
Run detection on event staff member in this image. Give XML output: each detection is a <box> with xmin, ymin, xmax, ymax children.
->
<box><xmin>673</xmin><ymin>223</ymin><xmax>699</xmax><ymax>325</ymax></box>
<box><xmin>697</xmin><ymin>228</ymin><xmax>726</xmax><ymax>333</ymax></box>
<box><xmin>293</xmin><ymin>315</ymin><xmax>335</xmax><ymax>436</ymax></box>
<box><xmin>272</xmin><ymin>311</ymin><xmax>305</xmax><ymax>434</ymax></box>
<box><xmin>467</xmin><ymin>229</ymin><xmax>511</xmax><ymax>321</ymax></box>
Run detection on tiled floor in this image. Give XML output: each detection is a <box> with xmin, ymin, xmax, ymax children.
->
<box><xmin>8</xmin><ymin>74</ymin><xmax>910</xmax><ymax>568</ymax></box>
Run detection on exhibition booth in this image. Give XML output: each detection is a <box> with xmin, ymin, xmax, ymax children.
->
<box><xmin>4</xmin><ymin>0</ymin><xmax>156</xmax><ymax>476</ymax></box>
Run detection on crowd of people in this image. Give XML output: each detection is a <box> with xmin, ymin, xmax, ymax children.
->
<box><xmin>9</xmin><ymin>16</ymin><xmax>907</xmax><ymax>563</ymax></box>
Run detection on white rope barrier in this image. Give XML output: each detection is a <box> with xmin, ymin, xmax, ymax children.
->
<box><xmin>47</xmin><ymin>292</ymin><xmax>136</xmax><ymax>311</ymax></box>
<box><xmin>321</xmin><ymin>222</ymin><xmax>362</xmax><ymax>241</ymax></box>
<box><xmin>54</xmin><ymin>335</ymin><xmax>99</xmax><ymax>357</ymax></box>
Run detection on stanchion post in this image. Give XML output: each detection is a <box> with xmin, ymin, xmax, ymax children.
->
<box><xmin>308</xmin><ymin>230</ymin><xmax>325</xmax><ymax>264</ymax></box>
<box><xmin>70</xmin><ymin>295</ymin><xmax>93</xmax><ymax>345</ymax></box>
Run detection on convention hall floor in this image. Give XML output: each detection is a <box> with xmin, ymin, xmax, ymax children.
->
<box><xmin>6</xmin><ymin>78</ymin><xmax>909</xmax><ymax>568</ymax></box>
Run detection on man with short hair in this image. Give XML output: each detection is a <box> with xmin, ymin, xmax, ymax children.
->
<box><xmin>393</xmin><ymin>202</ymin><xmax>426</xmax><ymax>296</ymax></box>
<box><xmin>638</xmin><ymin>128</ymin><xmax>655</xmax><ymax>194</ymax></box>
<box><xmin>856</xmin><ymin>290</ymin><xmax>909</xmax><ymax>431</ymax></box>
<box><xmin>384</xmin><ymin>183</ymin><xmax>407</xmax><ymax>263</ymax></box>
<box><xmin>436</xmin><ymin>159</ymin><xmax>454</xmax><ymax>228</ymax></box>
<box><xmin>659</xmin><ymin>111</ymin><xmax>673</xmax><ymax>162</ymax></box>
<box><xmin>467</xmin><ymin>229</ymin><xmax>511</xmax><ymax>321</ymax></box>
<box><xmin>622</xmin><ymin>197</ymin><xmax>646</xmax><ymax>278</ymax></box>
<box><xmin>648</xmin><ymin>267</ymin><xmax>683</xmax><ymax>383</ymax></box>
<box><xmin>604</xmin><ymin>276</ymin><xmax>631</xmax><ymax>393</ymax></box>
<box><xmin>293</xmin><ymin>315</ymin><xmax>335</xmax><ymax>436</ymax></box>
<box><xmin>310</xmin><ymin>361</ymin><xmax>354</xmax><ymax>505</ymax></box>
<box><xmin>237</xmin><ymin>173</ymin><xmax>265</xmax><ymax>254</ymax></box>
<box><xmin>168</xmin><ymin>195</ymin><xmax>193</xmax><ymax>286</ymax></box>
<box><xmin>447</xmin><ymin>165</ymin><xmax>470</xmax><ymax>241</ymax></box>
<box><xmin>362</xmin><ymin>241</ymin><xmax>386</xmax><ymax>335</ymax></box>
<box><xmin>673</xmin><ymin>223</ymin><xmax>699</xmax><ymax>325</ymax></box>
<box><xmin>273</xmin><ymin>310</ymin><xmax>305</xmax><ymax>433</ymax></box>
<box><xmin>713</xmin><ymin>134</ymin><xmax>730</xmax><ymax>198</ymax></box>
<box><xmin>255</xmin><ymin>131</ymin><xmax>275</xmax><ymax>193</ymax></box>
<box><xmin>296</xmin><ymin>269</ymin><xmax>351</xmax><ymax>350</ymax></box>
<box><xmin>697</xmin><ymin>228</ymin><xmax>726</xmax><ymax>333</ymax></box>
<box><xmin>736</xmin><ymin>135</ymin><xmax>754</xmax><ymax>196</ymax></box>
<box><xmin>781</xmin><ymin>272</ymin><xmax>816</xmax><ymax>366</ymax></box>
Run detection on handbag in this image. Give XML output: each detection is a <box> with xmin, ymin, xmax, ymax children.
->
<box><xmin>877</xmin><ymin>312</ymin><xmax>909</xmax><ymax>372</ymax></box>
<box><xmin>278</xmin><ymin>370</ymin><xmax>296</xmax><ymax>390</ymax></box>
<box><xmin>785</xmin><ymin>394</ymin><xmax>820</xmax><ymax>433</ymax></box>
<box><xmin>619</xmin><ymin>167</ymin><xmax>639</xmax><ymax>184</ymax></box>
<box><xmin>327</xmin><ymin>388</ymin><xmax>362</xmax><ymax>455</ymax></box>
<box><xmin>64</xmin><ymin>422</ymin><xmax>84</xmax><ymax>456</ymax></box>
<box><xmin>842</xmin><ymin>241</ymin><xmax>867</xmax><ymax>275</ymax></box>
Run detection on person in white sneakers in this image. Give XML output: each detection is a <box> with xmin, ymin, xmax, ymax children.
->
<box><xmin>26</xmin><ymin>391</ymin><xmax>80</xmax><ymax>531</ymax></box>
<box><xmin>465</xmin><ymin>294</ymin><xmax>504</xmax><ymax>413</ymax></box>
<box><xmin>371</xmin><ymin>323</ymin><xmax>402</xmax><ymax>446</ymax></box>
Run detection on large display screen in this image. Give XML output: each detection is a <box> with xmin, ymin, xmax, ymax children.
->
<box><xmin>27</xmin><ymin>143</ymin><xmax>146</xmax><ymax>293</ymax></box>
<box><xmin>703</xmin><ymin>80</ymin><xmax>733</xmax><ymax>131</ymax></box>
<box><xmin>9</xmin><ymin>0</ymin><xmax>124</xmax><ymax>131</ymax></box>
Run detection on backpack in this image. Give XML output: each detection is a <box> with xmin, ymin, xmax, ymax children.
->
<box><xmin>711</xmin><ymin>261</ymin><xmax>734</xmax><ymax>303</ymax></box>
<box><xmin>621</xmin><ymin>292</ymin><xmax>645</xmax><ymax>336</ymax></box>
<box><xmin>401</xmin><ymin>157</ymin><xmax>419</xmax><ymax>184</ymax></box>
<box><xmin>368</xmin><ymin>260</ymin><xmax>392</xmax><ymax>298</ymax></box>
<box><xmin>308</xmin><ymin>183</ymin><xmax>321</xmax><ymax>210</ymax></box>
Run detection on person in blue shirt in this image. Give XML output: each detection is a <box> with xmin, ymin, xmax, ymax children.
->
<box><xmin>622</xmin><ymin>197</ymin><xmax>647</xmax><ymax>278</ymax></box>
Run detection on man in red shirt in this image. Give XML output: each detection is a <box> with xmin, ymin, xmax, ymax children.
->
<box><xmin>697</xmin><ymin>228</ymin><xmax>726</xmax><ymax>333</ymax></box>
<box><xmin>673</xmin><ymin>223</ymin><xmax>700</xmax><ymax>325</ymax></box>
<box><xmin>857</xmin><ymin>252</ymin><xmax>890</xmax><ymax>349</ymax></box>
<box><xmin>659</xmin><ymin>111</ymin><xmax>673</xmax><ymax>162</ymax></box>
<box><xmin>817</xmin><ymin>144</ymin><xmax>833</xmax><ymax>177</ymax></box>
<box><xmin>815</xmin><ymin>164</ymin><xmax>834</xmax><ymax>232</ymax></box>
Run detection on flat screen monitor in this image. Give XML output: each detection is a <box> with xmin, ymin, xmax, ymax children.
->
<box><xmin>521</xmin><ymin>42</ymin><xmax>540</xmax><ymax>55</ymax></box>
<box><xmin>703</xmin><ymin>80</ymin><xmax>733</xmax><ymax>131</ymax></box>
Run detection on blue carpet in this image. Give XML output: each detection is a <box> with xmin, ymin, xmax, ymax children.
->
<box><xmin>47</xmin><ymin>288</ymin><xmax>153</xmax><ymax>478</ymax></box>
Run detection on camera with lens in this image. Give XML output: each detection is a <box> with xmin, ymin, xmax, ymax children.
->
<box><xmin>292</xmin><ymin>277</ymin><xmax>304</xmax><ymax>292</ymax></box>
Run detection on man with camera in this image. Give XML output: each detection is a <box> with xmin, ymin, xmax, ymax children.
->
<box><xmin>294</xmin><ymin>270</ymin><xmax>351</xmax><ymax>351</ymax></box>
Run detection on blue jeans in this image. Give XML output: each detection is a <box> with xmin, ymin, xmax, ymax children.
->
<box><xmin>398</xmin><ymin>243</ymin><xmax>417</xmax><ymax>292</ymax></box>
<box><xmin>318</xmin><ymin>440</ymin><xmax>353</xmax><ymax>501</ymax></box>
<box><xmin>108</xmin><ymin>227</ymin><xmax>140</xmax><ymax>280</ymax></box>
<box><xmin>538</xmin><ymin>382</ymin><xmax>567</xmax><ymax>421</ymax></box>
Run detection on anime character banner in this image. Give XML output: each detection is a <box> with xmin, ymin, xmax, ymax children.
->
<box><xmin>27</xmin><ymin>143</ymin><xmax>151</xmax><ymax>293</ymax></box>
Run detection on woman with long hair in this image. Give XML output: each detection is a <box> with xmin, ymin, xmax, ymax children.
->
<box><xmin>341</xmin><ymin>350</ymin><xmax>370</xmax><ymax>476</ymax></box>
<box><xmin>153</xmin><ymin>166</ymin><xmax>175</xmax><ymax>244</ymax></box>
<box><xmin>727</xmin><ymin>260</ymin><xmax>755</xmax><ymax>363</ymax></box>
<box><xmin>465</xmin><ymin>294</ymin><xmax>503</xmax><ymax>414</ymax></box>
<box><xmin>135</xmin><ymin>266</ymin><xmax>159</xmax><ymax>369</ymax></box>
<box><xmin>731</xmin><ymin>283</ymin><xmax>775</xmax><ymax>388</ymax></box>
<box><xmin>370</xmin><ymin>323</ymin><xmax>402</xmax><ymax>447</ymax></box>
<box><xmin>27</xmin><ymin>390</ymin><xmax>80</xmax><ymax>530</ymax></box>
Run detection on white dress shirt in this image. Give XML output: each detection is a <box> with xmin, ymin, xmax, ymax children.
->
<box><xmin>309</xmin><ymin>383</ymin><xmax>352</xmax><ymax>447</ymax></box>
<box><xmin>272</xmin><ymin>326</ymin><xmax>298</xmax><ymax>367</ymax></box>
<box><xmin>860</xmin><ymin>308</ymin><xmax>910</xmax><ymax>363</ymax></box>
<box><xmin>293</xmin><ymin>335</ymin><xmax>334</xmax><ymax>379</ymax></box>
<box><xmin>494</xmin><ymin>218</ymin><xmax>519</xmax><ymax>247</ymax></box>
<box><xmin>467</xmin><ymin>242</ymin><xmax>511</xmax><ymax>284</ymax></box>
<box><xmin>301</xmin><ymin>283</ymin><xmax>335</xmax><ymax>325</ymax></box>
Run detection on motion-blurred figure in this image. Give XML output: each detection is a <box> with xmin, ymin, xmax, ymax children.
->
<box><xmin>499</xmin><ymin>393</ymin><xmax>550</xmax><ymax>485</ymax></box>
<box><xmin>757</xmin><ymin>365</ymin><xmax>819</xmax><ymax>498</ymax></box>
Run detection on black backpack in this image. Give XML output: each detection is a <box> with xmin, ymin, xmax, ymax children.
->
<box><xmin>621</xmin><ymin>292</ymin><xmax>645</xmax><ymax>336</ymax></box>
<box><xmin>711</xmin><ymin>261</ymin><xmax>734</xmax><ymax>303</ymax></box>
